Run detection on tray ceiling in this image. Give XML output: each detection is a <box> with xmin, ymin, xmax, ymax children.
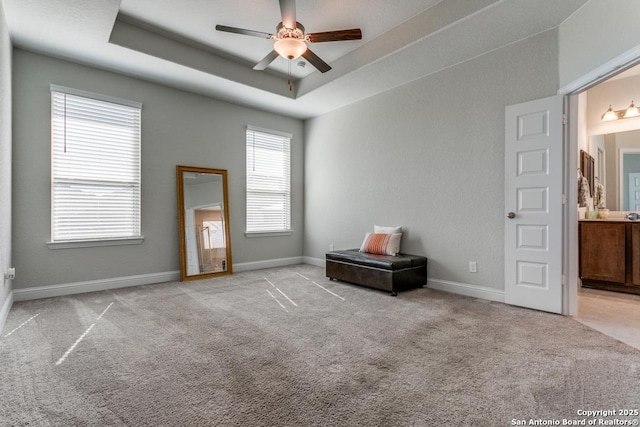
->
<box><xmin>2</xmin><ymin>0</ymin><xmax>588</xmax><ymax>118</ymax></box>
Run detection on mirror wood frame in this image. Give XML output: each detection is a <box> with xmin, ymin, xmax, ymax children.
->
<box><xmin>176</xmin><ymin>165</ymin><xmax>233</xmax><ymax>281</ymax></box>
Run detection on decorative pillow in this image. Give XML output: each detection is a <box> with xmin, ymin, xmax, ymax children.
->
<box><xmin>374</xmin><ymin>225</ymin><xmax>402</xmax><ymax>234</ymax></box>
<box><xmin>359</xmin><ymin>232</ymin><xmax>402</xmax><ymax>256</ymax></box>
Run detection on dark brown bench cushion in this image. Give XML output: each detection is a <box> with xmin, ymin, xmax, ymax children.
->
<box><xmin>326</xmin><ymin>250</ymin><xmax>426</xmax><ymax>270</ymax></box>
<box><xmin>325</xmin><ymin>249</ymin><xmax>427</xmax><ymax>294</ymax></box>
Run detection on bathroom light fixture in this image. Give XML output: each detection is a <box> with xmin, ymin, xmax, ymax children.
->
<box><xmin>601</xmin><ymin>105</ymin><xmax>618</xmax><ymax>121</ymax></box>
<box><xmin>601</xmin><ymin>101</ymin><xmax>640</xmax><ymax>121</ymax></box>
<box><xmin>624</xmin><ymin>100</ymin><xmax>640</xmax><ymax>118</ymax></box>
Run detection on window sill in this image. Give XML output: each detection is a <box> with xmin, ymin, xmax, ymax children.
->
<box><xmin>245</xmin><ymin>230</ymin><xmax>293</xmax><ymax>238</ymax></box>
<box><xmin>47</xmin><ymin>237</ymin><xmax>144</xmax><ymax>250</ymax></box>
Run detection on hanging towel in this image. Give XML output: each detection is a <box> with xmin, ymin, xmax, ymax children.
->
<box><xmin>578</xmin><ymin>170</ymin><xmax>591</xmax><ymax>207</ymax></box>
<box><xmin>593</xmin><ymin>177</ymin><xmax>606</xmax><ymax>208</ymax></box>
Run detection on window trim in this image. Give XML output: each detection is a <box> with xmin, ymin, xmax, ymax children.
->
<box><xmin>47</xmin><ymin>237</ymin><xmax>144</xmax><ymax>250</ymax></box>
<box><xmin>50</xmin><ymin>84</ymin><xmax>142</xmax><ymax>109</ymax></box>
<box><xmin>49</xmin><ymin>85</ymin><xmax>143</xmax><ymax>248</ymax></box>
<box><xmin>244</xmin><ymin>230</ymin><xmax>293</xmax><ymax>238</ymax></box>
<box><xmin>245</xmin><ymin>125</ymin><xmax>292</xmax><ymax>236</ymax></box>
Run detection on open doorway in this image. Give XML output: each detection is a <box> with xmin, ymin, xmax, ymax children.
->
<box><xmin>569</xmin><ymin>64</ymin><xmax>640</xmax><ymax>350</ymax></box>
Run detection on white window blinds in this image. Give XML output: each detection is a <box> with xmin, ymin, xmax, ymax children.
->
<box><xmin>246</xmin><ymin>127</ymin><xmax>291</xmax><ymax>233</ymax></box>
<box><xmin>51</xmin><ymin>86</ymin><xmax>142</xmax><ymax>242</ymax></box>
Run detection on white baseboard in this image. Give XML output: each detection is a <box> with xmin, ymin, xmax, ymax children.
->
<box><xmin>11</xmin><ymin>258</ymin><xmax>316</xmax><ymax>303</ymax></box>
<box><xmin>0</xmin><ymin>291</ymin><xmax>14</xmax><ymax>334</ymax></box>
<box><xmin>302</xmin><ymin>258</ymin><xmax>503</xmax><ymax>302</ymax></box>
<box><xmin>233</xmin><ymin>256</ymin><xmax>304</xmax><ymax>272</ymax></box>
<box><xmin>302</xmin><ymin>256</ymin><xmax>325</xmax><ymax>267</ymax></box>
<box><xmin>10</xmin><ymin>261</ymin><xmax>499</xmax><ymax>306</ymax></box>
<box><xmin>302</xmin><ymin>258</ymin><xmax>502</xmax><ymax>303</ymax></box>
<box><xmin>427</xmin><ymin>278</ymin><xmax>505</xmax><ymax>303</ymax></box>
<box><xmin>13</xmin><ymin>271</ymin><xmax>180</xmax><ymax>302</ymax></box>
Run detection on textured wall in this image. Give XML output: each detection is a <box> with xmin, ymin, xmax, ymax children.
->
<box><xmin>303</xmin><ymin>30</ymin><xmax>559</xmax><ymax>290</ymax></box>
<box><xmin>0</xmin><ymin>2</ymin><xmax>12</xmax><ymax>319</ymax></box>
<box><xmin>12</xmin><ymin>50</ymin><xmax>304</xmax><ymax>290</ymax></box>
<box><xmin>559</xmin><ymin>0</ymin><xmax>640</xmax><ymax>90</ymax></box>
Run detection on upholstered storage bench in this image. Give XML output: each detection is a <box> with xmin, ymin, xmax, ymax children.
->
<box><xmin>325</xmin><ymin>249</ymin><xmax>427</xmax><ymax>295</ymax></box>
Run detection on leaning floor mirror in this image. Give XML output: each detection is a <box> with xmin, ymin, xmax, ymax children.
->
<box><xmin>177</xmin><ymin>166</ymin><xmax>233</xmax><ymax>281</ymax></box>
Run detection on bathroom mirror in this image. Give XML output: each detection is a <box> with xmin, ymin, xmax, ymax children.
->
<box><xmin>590</xmin><ymin>129</ymin><xmax>640</xmax><ymax>211</ymax></box>
<box><xmin>177</xmin><ymin>166</ymin><xmax>232</xmax><ymax>281</ymax></box>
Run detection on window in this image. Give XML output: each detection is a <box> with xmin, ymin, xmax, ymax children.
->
<box><xmin>50</xmin><ymin>85</ymin><xmax>142</xmax><ymax>247</ymax></box>
<box><xmin>246</xmin><ymin>126</ymin><xmax>291</xmax><ymax>234</ymax></box>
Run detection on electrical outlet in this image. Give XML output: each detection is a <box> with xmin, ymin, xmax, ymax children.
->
<box><xmin>5</xmin><ymin>267</ymin><xmax>15</xmax><ymax>280</ymax></box>
<box><xmin>469</xmin><ymin>262</ymin><xmax>477</xmax><ymax>273</ymax></box>
<box><xmin>329</xmin><ymin>244</ymin><xmax>335</xmax><ymax>251</ymax></box>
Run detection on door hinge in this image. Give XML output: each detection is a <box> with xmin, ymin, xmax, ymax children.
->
<box><xmin>562</xmin><ymin>114</ymin><xmax>568</xmax><ymax>125</ymax></box>
<box><xmin>561</xmin><ymin>274</ymin><xmax>567</xmax><ymax>286</ymax></box>
<box><xmin>561</xmin><ymin>194</ymin><xmax>567</xmax><ymax>205</ymax></box>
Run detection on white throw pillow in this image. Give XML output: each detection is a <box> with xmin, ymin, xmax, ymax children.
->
<box><xmin>374</xmin><ymin>225</ymin><xmax>402</xmax><ymax>234</ymax></box>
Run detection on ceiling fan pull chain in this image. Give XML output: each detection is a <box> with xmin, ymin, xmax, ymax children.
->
<box><xmin>288</xmin><ymin>60</ymin><xmax>293</xmax><ymax>92</ymax></box>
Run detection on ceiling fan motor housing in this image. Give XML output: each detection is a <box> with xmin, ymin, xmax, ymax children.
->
<box><xmin>276</xmin><ymin>22</ymin><xmax>305</xmax><ymax>40</ymax></box>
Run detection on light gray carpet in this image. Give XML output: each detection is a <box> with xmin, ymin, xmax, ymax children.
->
<box><xmin>1</xmin><ymin>265</ymin><xmax>639</xmax><ymax>426</ymax></box>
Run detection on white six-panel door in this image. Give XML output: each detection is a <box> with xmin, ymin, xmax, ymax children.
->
<box><xmin>505</xmin><ymin>95</ymin><xmax>563</xmax><ymax>314</ymax></box>
<box><xmin>629</xmin><ymin>173</ymin><xmax>640</xmax><ymax>211</ymax></box>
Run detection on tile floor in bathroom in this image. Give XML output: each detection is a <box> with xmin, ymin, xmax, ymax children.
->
<box><xmin>576</xmin><ymin>287</ymin><xmax>640</xmax><ymax>351</ymax></box>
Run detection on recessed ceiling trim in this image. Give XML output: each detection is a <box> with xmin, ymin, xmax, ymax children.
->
<box><xmin>110</xmin><ymin>14</ymin><xmax>297</xmax><ymax>99</ymax></box>
<box><xmin>3</xmin><ymin>0</ymin><xmax>590</xmax><ymax>119</ymax></box>
<box><xmin>297</xmin><ymin>0</ymin><xmax>502</xmax><ymax>96</ymax></box>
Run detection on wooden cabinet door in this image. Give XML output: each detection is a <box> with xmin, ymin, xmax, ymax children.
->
<box><xmin>632</xmin><ymin>224</ymin><xmax>640</xmax><ymax>286</ymax></box>
<box><xmin>580</xmin><ymin>222</ymin><xmax>625</xmax><ymax>283</ymax></box>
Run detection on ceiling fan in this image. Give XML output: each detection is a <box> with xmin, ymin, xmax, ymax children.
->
<box><xmin>215</xmin><ymin>0</ymin><xmax>362</xmax><ymax>74</ymax></box>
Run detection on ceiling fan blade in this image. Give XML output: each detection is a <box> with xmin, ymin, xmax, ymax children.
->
<box><xmin>302</xmin><ymin>48</ymin><xmax>331</xmax><ymax>73</ymax></box>
<box><xmin>279</xmin><ymin>0</ymin><xmax>297</xmax><ymax>29</ymax></box>
<box><xmin>253</xmin><ymin>50</ymin><xmax>280</xmax><ymax>70</ymax></box>
<box><xmin>215</xmin><ymin>25</ymin><xmax>273</xmax><ymax>39</ymax></box>
<box><xmin>307</xmin><ymin>29</ymin><xmax>362</xmax><ymax>43</ymax></box>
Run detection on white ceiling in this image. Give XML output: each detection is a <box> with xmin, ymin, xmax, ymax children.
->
<box><xmin>2</xmin><ymin>0</ymin><xmax>588</xmax><ymax>119</ymax></box>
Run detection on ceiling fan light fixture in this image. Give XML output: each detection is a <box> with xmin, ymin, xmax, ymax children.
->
<box><xmin>274</xmin><ymin>38</ymin><xmax>307</xmax><ymax>60</ymax></box>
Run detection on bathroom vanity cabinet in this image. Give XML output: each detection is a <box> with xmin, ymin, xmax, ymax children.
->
<box><xmin>579</xmin><ymin>220</ymin><xmax>640</xmax><ymax>294</ymax></box>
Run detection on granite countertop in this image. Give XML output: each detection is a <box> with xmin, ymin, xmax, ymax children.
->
<box><xmin>579</xmin><ymin>218</ymin><xmax>638</xmax><ymax>222</ymax></box>
<box><xmin>579</xmin><ymin>210</ymin><xmax>640</xmax><ymax>221</ymax></box>
<box><xmin>578</xmin><ymin>217</ymin><xmax>640</xmax><ymax>222</ymax></box>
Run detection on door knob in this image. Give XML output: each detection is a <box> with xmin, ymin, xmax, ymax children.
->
<box><xmin>507</xmin><ymin>212</ymin><xmax>516</xmax><ymax>219</ymax></box>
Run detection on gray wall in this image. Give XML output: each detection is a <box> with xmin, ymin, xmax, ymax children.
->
<box><xmin>0</xmin><ymin>2</ymin><xmax>11</xmax><ymax>314</ymax></box>
<box><xmin>303</xmin><ymin>29</ymin><xmax>559</xmax><ymax>290</ymax></box>
<box><xmin>12</xmin><ymin>49</ymin><xmax>304</xmax><ymax>290</ymax></box>
<box><xmin>559</xmin><ymin>0</ymin><xmax>640</xmax><ymax>90</ymax></box>
<box><xmin>184</xmin><ymin>178</ymin><xmax>224</xmax><ymax>210</ymax></box>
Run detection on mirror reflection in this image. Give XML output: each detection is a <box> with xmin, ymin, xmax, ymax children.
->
<box><xmin>177</xmin><ymin>166</ymin><xmax>232</xmax><ymax>281</ymax></box>
<box><xmin>589</xmin><ymin>129</ymin><xmax>640</xmax><ymax>211</ymax></box>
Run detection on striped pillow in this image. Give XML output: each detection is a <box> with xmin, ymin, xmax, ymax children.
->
<box><xmin>359</xmin><ymin>232</ymin><xmax>402</xmax><ymax>256</ymax></box>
